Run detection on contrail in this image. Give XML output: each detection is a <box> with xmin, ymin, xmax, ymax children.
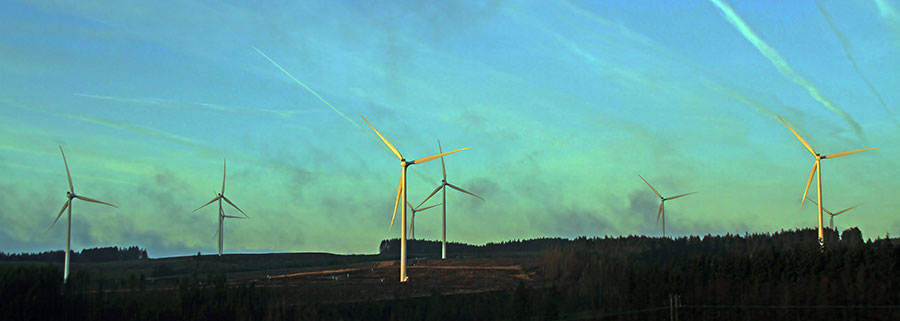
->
<box><xmin>75</xmin><ymin>93</ymin><xmax>317</xmax><ymax>120</ymax></box>
<box><xmin>815</xmin><ymin>0</ymin><xmax>898</xmax><ymax>128</ymax></box>
<box><xmin>3</xmin><ymin>98</ymin><xmax>211</xmax><ymax>152</ymax></box>
<box><xmin>874</xmin><ymin>0</ymin><xmax>900</xmax><ymax>37</ymax></box>
<box><xmin>704</xmin><ymin>80</ymin><xmax>779</xmax><ymax>120</ymax></box>
<box><xmin>252</xmin><ymin>46</ymin><xmax>362</xmax><ymax>131</ymax></box>
<box><xmin>708</xmin><ymin>0</ymin><xmax>865</xmax><ymax>140</ymax></box>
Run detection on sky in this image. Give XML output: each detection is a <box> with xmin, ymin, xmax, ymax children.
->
<box><xmin>1</xmin><ymin>0</ymin><xmax>898</xmax><ymax>258</ymax></box>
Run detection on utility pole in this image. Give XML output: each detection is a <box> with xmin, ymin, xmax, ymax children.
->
<box><xmin>669</xmin><ymin>294</ymin><xmax>674</xmax><ymax>321</ymax></box>
<box><xmin>669</xmin><ymin>294</ymin><xmax>681</xmax><ymax>321</ymax></box>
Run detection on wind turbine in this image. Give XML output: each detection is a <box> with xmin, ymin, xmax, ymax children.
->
<box><xmin>418</xmin><ymin>140</ymin><xmax>484</xmax><ymax>259</ymax></box>
<box><xmin>406</xmin><ymin>201</ymin><xmax>441</xmax><ymax>240</ymax></box>
<box><xmin>806</xmin><ymin>197</ymin><xmax>863</xmax><ymax>231</ymax></box>
<box><xmin>46</xmin><ymin>146</ymin><xmax>117</xmax><ymax>283</ymax></box>
<box><xmin>361</xmin><ymin>115</ymin><xmax>470</xmax><ymax>282</ymax></box>
<box><xmin>638</xmin><ymin>175</ymin><xmax>695</xmax><ymax>238</ymax></box>
<box><xmin>778</xmin><ymin>115</ymin><xmax>878</xmax><ymax>247</ymax></box>
<box><xmin>213</xmin><ymin>191</ymin><xmax>246</xmax><ymax>245</ymax></box>
<box><xmin>193</xmin><ymin>159</ymin><xmax>248</xmax><ymax>256</ymax></box>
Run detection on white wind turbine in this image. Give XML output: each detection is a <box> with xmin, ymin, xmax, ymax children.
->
<box><xmin>806</xmin><ymin>197</ymin><xmax>863</xmax><ymax>231</ymax></box>
<box><xmin>407</xmin><ymin>201</ymin><xmax>441</xmax><ymax>240</ymax></box>
<box><xmin>193</xmin><ymin>159</ymin><xmax>248</xmax><ymax>256</ymax></box>
<box><xmin>361</xmin><ymin>115</ymin><xmax>470</xmax><ymax>282</ymax></box>
<box><xmin>639</xmin><ymin>175</ymin><xmax>695</xmax><ymax>238</ymax></box>
<box><xmin>778</xmin><ymin>115</ymin><xmax>878</xmax><ymax>247</ymax></box>
<box><xmin>418</xmin><ymin>140</ymin><xmax>484</xmax><ymax>259</ymax></box>
<box><xmin>46</xmin><ymin>146</ymin><xmax>118</xmax><ymax>282</ymax></box>
<box><xmin>213</xmin><ymin>191</ymin><xmax>246</xmax><ymax>245</ymax></box>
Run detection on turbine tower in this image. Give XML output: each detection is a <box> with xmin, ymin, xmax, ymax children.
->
<box><xmin>418</xmin><ymin>140</ymin><xmax>484</xmax><ymax>259</ymax></box>
<box><xmin>194</xmin><ymin>159</ymin><xmax>248</xmax><ymax>256</ymax></box>
<box><xmin>806</xmin><ymin>197</ymin><xmax>863</xmax><ymax>231</ymax></box>
<box><xmin>361</xmin><ymin>115</ymin><xmax>470</xmax><ymax>282</ymax></box>
<box><xmin>638</xmin><ymin>175</ymin><xmax>695</xmax><ymax>237</ymax></box>
<box><xmin>778</xmin><ymin>115</ymin><xmax>878</xmax><ymax>247</ymax></box>
<box><xmin>46</xmin><ymin>146</ymin><xmax>118</xmax><ymax>282</ymax></box>
<box><xmin>406</xmin><ymin>201</ymin><xmax>441</xmax><ymax>240</ymax></box>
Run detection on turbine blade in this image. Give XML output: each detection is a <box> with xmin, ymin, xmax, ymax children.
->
<box><xmin>417</xmin><ymin>184</ymin><xmax>445</xmax><ymax>209</ymax></box>
<box><xmin>222</xmin><ymin>196</ymin><xmax>247</xmax><ymax>217</ymax></box>
<box><xmin>194</xmin><ymin>196</ymin><xmax>220</xmax><ymax>212</ymax></box>
<box><xmin>833</xmin><ymin>203</ymin><xmax>863</xmax><ymax>216</ymax></box>
<box><xmin>666</xmin><ymin>192</ymin><xmax>696</xmax><ymax>201</ymax></box>
<box><xmin>59</xmin><ymin>146</ymin><xmax>74</xmax><ymax>193</ymax></box>
<box><xmin>447</xmin><ymin>183</ymin><xmax>484</xmax><ymax>201</ymax></box>
<box><xmin>389</xmin><ymin>170</ymin><xmax>403</xmax><ymax>231</ymax></box>
<box><xmin>45</xmin><ymin>199</ymin><xmax>70</xmax><ymax>234</ymax></box>
<box><xmin>222</xmin><ymin>158</ymin><xmax>227</xmax><ymax>194</ymax></box>
<box><xmin>410</xmin><ymin>212</ymin><xmax>415</xmax><ymax>237</ymax></box>
<box><xmin>662</xmin><ymin>208</ymin><xmax>666</xmax><ymax>237</ymax></box>
<box><xmin>411</xmin><ymin>147</ymin><xmax>471</xmax><ymax>165</ymax></box>
<box><xmin>419</xmin><ymin>203</ymin><xmax>442</xmax><ymax>212</ymax></box>
<box><xmin>804</xmin><ymin>197</ymin><xmax>833</xmax><ymax>215</ymax></box>
<box><xmin>777</xmin><ymin>115</ymin><xmax>817</xmax><ymax>157</ymax></box>
<box><xmin>74</xmin><ymin>195</ymin><xmax>118</xmax><ymax>208</ymax></box>
<box><xmin>800</xmin><ymin>162</ymin><xmax>817</xmax><ymax>210</ymax></box>
<box><xmin>223</xmin><ymin>215</ymin><xmax>246</xmax><ymax>219</ymax></box>
<box><xmin>656</xmin><ymin>202</ymin><xmax>664</xmax><ymax>226</ymax></box>
<box><xmin>638</xmin><ymin>175</ymin><xmax>663</xmax><ymax>199</ymax></box>
<box><xmin>360</xmin><ymin>115</ymin><xmax>403</xmax><ymax>160</ymax></box>
<box><xmin>406</xmin><ymin>200</ymin><xmax>415</xmax><ymax>211</ymax></box>
<box><xmin>825</xmin><ymin>147</ymin><xmax>880</xmax><ymax>159</ymax></box>
<box><xmin>438</xmin><ymin>140</ymin><xmax>446</xmax><ymax>180</ymax></box>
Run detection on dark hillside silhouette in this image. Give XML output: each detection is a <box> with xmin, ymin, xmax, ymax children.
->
<box><xmin>2</xmin><ymin>227</ymin><xmax>899</xmax><ymax>320</ymax></box>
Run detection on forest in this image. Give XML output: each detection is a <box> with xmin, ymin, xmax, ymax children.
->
<box><xmin>0</xmin><ymin>246</ymin><xmax>148</xmax><ymax>263</ymax></box>
<box><xmin>1</xmin><ymin>227</ymin><xmax>899</xmax><ymax>320</ymax></box>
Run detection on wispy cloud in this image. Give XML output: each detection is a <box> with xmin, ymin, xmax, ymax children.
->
<box><xmin>815</xmin><ymin>0</ymin><xmax>898</xmax><ymax>128</ymax></box>
<box><xmin>252</xmin><ymin>46</ymin><xmax>362</xmax><ymax>130</ymax></box>
<box><xmin>3</xmin><ymin>98</ymin><xmax>211</xmax><ymax>152</ymax></box>
<box><xmin>708</xmin><ymin>0</ymin><xmax>865</xmax><ymax>140</ymax></box>
<box><xmin>74</xmin><ymin>93</ymin><xmax>317</xmax><ymax>120</ymax></box>
<box><xmin>874</xmin><ymin>0</ymin><xmax>900</xmax><ymax>39</ymax></box>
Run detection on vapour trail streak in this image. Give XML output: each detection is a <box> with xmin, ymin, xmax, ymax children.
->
<box><xmin>252</xmin><ymin>46</ymin><xmax>362</xmax><ymax>131</ymax></box>
<box><xmin>3</xmin><ymin>98</ymin><xmax>211</xmax><ymax>152</ymax></box>
<box><xmin>704</xmin><ymin>80</ymin><xmax>779</xmax><ymax>121</ymax></box>
<box><xmin>75</xmin><ymin>93</ymin><xmax>317</xmax><ymax>120</ymax></box>
<box><xmin>815</xmin><ymin>1</ymin><xmax>897</xmax><ymax>127</ymax></box>
<box><xmin>708</xmin><ymin>0</ymin><xmax>865</xmax><ymax>140</ymax></box>
<box><xmin>874</xmin><ymin>0</ymin><xmax>900</xmax><ymax>39</ymax></box>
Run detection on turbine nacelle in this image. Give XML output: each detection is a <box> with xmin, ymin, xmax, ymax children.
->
<box><xmin>362</xmin><ymin>115</ymin><xmax>472</xmax><ymax>282</ymax></box>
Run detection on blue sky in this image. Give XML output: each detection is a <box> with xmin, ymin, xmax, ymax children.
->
<box><xmin>1</xmin><ymin>0</ymin><xmax>898</xmax><ymax>257</ymax></box>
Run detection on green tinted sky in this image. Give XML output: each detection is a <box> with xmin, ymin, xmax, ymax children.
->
<box><xmin>1</xmin><ymin>0</ymin><xmax>898</xmax><ymax>257</ymax></box>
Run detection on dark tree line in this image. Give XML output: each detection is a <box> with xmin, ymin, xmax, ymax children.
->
<box><xmin>0</xmin><ymin>246</ymin><xmax>148</xmax><ymax>263</ymax></box>
<box><xmin>379</xmin><ymin>237</ymin><xmax>570</xmax><ymax>258</ymax></box>
<box><xmin>2</xmin><ymin>228</ymin><xmax>900</xmax><ymax>320</ymax></box>
<box><xmin>538</xmin><ymin>227</ymin><xmax>900</xmax><ymax>320</ymax></box>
